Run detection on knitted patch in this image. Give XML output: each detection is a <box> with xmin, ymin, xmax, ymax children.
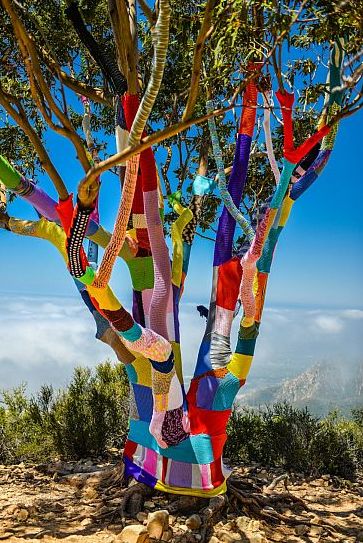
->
<box><xmin>102</xmin><ymin>306</ymin><xmax>134</xmax><ymax>332</ymax></box>
<box><xmin>161</xmin><ymin>407</ymin><xmax>189</xmax><ymax>447</ymax></box>
<box><xmin>68</xmin><ymin>205</ymin><xmax>93</xmax><ymax>278</ymax></box>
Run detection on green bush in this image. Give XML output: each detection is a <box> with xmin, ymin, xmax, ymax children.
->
<box><xmin>226</xmin><ymin>402</ymin><xmax>363</xmax><ymax>479</ymax></box>
<box><xmin>0</xmin><ymin>361</ymin><xmax>129</xmax><ymax>463</ymax></box>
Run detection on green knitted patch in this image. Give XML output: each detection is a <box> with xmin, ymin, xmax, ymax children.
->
<box><xmin>127</xmin><ymin>256</ymin><xmax>155</xmax><ymax>291</ymax></box>
<box><xmin>0</xmin><ymin>156</ymin><xmax>21</xmax><ymax>189</ymax></box>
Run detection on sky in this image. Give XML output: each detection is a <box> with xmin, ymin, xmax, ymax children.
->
<box><xmin>0</xmin><ymin>100</ymin><xmax>362</xmax><ymax>395</ymax></box>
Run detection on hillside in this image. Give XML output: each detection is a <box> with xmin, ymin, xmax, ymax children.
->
<box><xmin>238</xmin><ymin>362</ymin><xmax>363</xmax><ymax>416</ymax></box>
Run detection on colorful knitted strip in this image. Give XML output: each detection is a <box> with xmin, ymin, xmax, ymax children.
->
<box><xmin>95</xmin><ymin>153</ymin><xmax>140</xmax><ymax>288</ymax></box>
<box><xmin>194</xmin><ymin>70</ymin><xmax>260</xmax><ymax>378</ymax></box>
<box><xmin>207</xmin><ymin>100</ymin><xmax>254</xmax><ymax>243</ymax></box>
<box><xmin>213</xmin><ymin>64</ymin><xmax>260</xmax><ymax>267</ymax></box>
<box><xmin>262</xmin><ymin>91</ymin><xmax>280</xmax><ymax>184</ymax></box>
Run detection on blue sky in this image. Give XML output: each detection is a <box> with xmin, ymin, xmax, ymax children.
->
<box><xmin>0</xmin><ymin>101</ymin><xmax>362</xmax><ymax>393</ymax></box>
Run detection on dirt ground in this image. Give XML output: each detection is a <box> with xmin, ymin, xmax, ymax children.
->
<box><xmin>0</xmin><ymin>461</ymin><xmax>362</xmax><ymax>542</ymax></box>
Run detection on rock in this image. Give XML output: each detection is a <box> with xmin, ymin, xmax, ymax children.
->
<box><xmin>147</xmin><ymin>510</ymin><xmax>169</xmax><ymax>539</ymax></box>
<box><xmin>4</xmin><ymin>504</ymin><xmax>18</xmax><ymax>516</ymax></box>
<box><xmin>309</xmin><ymin>526</ymin><xmax>324</xmax><ymax>537</ymax></box>
<box><xmin>295</xmin><ymin>524</ymin><xmax>309</xmax><ymax>536</ymax></box>
<box><xmin>161</xmin><ymin>528</ymin><xmax>174</xmax><ymax>541</ymax></box>
<box><xmin>215</xmin><ymin>529</ymin><xmax>241</xmax><ymax>542</ymax></box>
<box><xmin>144</xmin><ymin>501</ymin><xmax>155</xmax><ymax>509</ymax></box>
<box><xmin>83</xmin><ymin>486</ymin><xmax>98</xmax><ymax>500</ymax></box>
<box><xmin>16</xmin><ymin>508</ymin><xmax>29</xmax><ymax>521</ymax></box>
<box><xmin>80</xmin><ymin>517</ymin><xmax>93</xmax><ymax>527</ymax></box>
<box><xmin>117</xmin><ymin>524</ymin><xmax>150</xmax><ymax>543</ymax></box>
<box><xmin>136</xmin><ymin>511</ymin><xmax>148</xmax><ymax>523</ymax></box>
<box><xmin>236</xmin><ymin>516</ymin><xmax>260</xmax><ymax>533</ymax></box>
<box><xmin>186</xmin><ymin>514</ymin><xmax>202</xmax><ymax>531</ymax></box>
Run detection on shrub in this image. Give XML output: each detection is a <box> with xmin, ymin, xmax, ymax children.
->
<box><xmin>0</xmin><ymin>361</ymin><xmax>129</xmax><ymax>463</ymax></box>
<box><xmin>226</xmin><ymin>402</ymin><xmax>363</xmax><ymax>479</ymax></box>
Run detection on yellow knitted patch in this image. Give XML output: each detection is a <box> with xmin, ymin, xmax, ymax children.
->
<box><xmin>171</xmin><ymin>208</ymin><xmax>193</xmax><ymax>287</ymax></box>
<box><xmin>278</xmin><ymin>196</ymin><xmax>294</xmax><ymax>227</ymax></box>
<box><xmin>154</xmin><ymin>393</ymin><xmax>168</xmax><ymax>412</ymax></box>
<box><xmin>241</xmin><ymin>316</ymin><xmax>255</xmax><ymax>328</ymax></box>
<box><xmin>227</xmin><ymin>353</ymin><xmax>253</xmax><ymax>380</ymax></box>
<box><xmin>86</xmin><ymin>285</ymin><xmax>122</xmax><ymax>311</ymax></box>
<box><xmin>131</xmin><ymin>356</ymin><xmax>152</xmax><ymax>387</ymax></box>
<box><xmin>172</xmin><ymin>342</ymin><xmax>183</xmax><ymax>385</ymax></box>
<box><xmin>155</xmin><ymin>480</ymin><xmax>227</xmax><ymax>497</ymax></box>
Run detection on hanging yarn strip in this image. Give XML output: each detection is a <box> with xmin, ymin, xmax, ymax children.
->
<box><xmin>206</xmin><ymin>101</ymin><xmax>254</xmax><ymax>243</ymax></box>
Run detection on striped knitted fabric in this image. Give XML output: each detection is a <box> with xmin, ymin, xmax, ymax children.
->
<box><xmin>194</xmin><ymin>66</ymin><xmax>260</xmax><ymax>378</ymax></box>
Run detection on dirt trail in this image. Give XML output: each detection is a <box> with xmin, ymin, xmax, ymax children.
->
<box><xmin>0</xmin><ymin>462</ymin><xmax>362</xmax><ymax>542</ymax></box>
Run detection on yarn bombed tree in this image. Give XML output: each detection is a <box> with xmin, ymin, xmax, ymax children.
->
<box><xmin>0</xmin><ymin>0</ymin><xmax>362</xmax><ymax>508</ymax></box>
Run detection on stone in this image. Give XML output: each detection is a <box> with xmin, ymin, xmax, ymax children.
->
<box><xmin>236</xmin><ymin>516</ymin><xmax>260</xmax><ymax>533</ymax></box>
<box><xmin>216</xmin><ymin>529</ymin><xmax>241</xmax><ymax>542</ymax></box>
<box><xmin>186</xmin><ymin>514</ymin><xmax>202</xmax><ymax>531</ymax></box>
<box><xmin>80</xmin><ymin>517</ymin><xmax>93</xmax><ymax>527</ymax></box>
<box><xmin>295</xmin><ymin>524</ymin><xmax>309</xmax><ymax>536</ymax></box>
<box><xmin>309</xmin><ymin>526</ymin><xmax>324</xmax><ymax>537</ymax></box>
<box><xmin>16</xmin><ymin>508</ymin><xmax>29</xmax><ymax>521</ymax></box>
<box><xmin>144</xmin><ymin>501</ymin><xmax>155</xmax><ymax>509</ymax></box>
<box><xmin>161</xmin><ymin>528</ymin><xmax>174</xmax><ymax>541</ymax></box>
<box><xmin>117</xmin><ymin>524</ymin><xmax>150</xmax><ymax>543</ymax></box>
<box><xmin>136</xmin><ymin>512</ymin><xmax>148</xmax><ymax>523</ymax></box>
<box><xmin>147</xmin><ymin>510</ymin><xmax>169</xmax><ymax>539</ymax></box>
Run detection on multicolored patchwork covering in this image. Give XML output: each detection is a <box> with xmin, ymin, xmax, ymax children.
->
<box><xmin>0</xmin><ymin>40</ymin><xmax>345</xmax><ymax>496</ymax></box>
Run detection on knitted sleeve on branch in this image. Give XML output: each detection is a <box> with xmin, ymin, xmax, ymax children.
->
<box><xmin>276</xmin><ymin>90</ymin><xmax>331</xmax><ymax>164</ymax></box>
<box><xmin>213</xmin><ymin>67</ymin><xmax>260</xmax><ymax>266</ymax></box>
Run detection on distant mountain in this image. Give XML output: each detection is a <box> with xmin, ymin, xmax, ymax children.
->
<box><xmin>237</xmin><ymin>361</ymin><xmax>363</xmax><ymax>416</ymax></box>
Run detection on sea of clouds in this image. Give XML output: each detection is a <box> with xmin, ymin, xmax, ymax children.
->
<box><xmin>0</xmin><ymin>293</ymin><xmax>362</xmax><ymax>395</ymax></box>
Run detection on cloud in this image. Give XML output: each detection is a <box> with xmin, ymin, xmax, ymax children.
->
<box><xmin>313</xmin><ymin>315</ymin><xmax>344</xmax><ymax>333</ymax></box>
<box><xmin>0</xmin><ymin>294</ymin><xmax>362</xmax><ymax>396</ymax></box>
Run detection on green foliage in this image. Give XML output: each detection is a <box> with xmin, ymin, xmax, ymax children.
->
<box><xmin>0</xmin><ymin>361</ymin><xmax>129</xmax><ymax>463</ymax></box>
<box><xmin>1</xmin><ymin>0</ymin><xmax>361</xmax><ymax>233</ymax></box>
<box><xmin>226</xmin><ymin>403</ymin><xmax>363</xmax><ymax>479</ymax></box>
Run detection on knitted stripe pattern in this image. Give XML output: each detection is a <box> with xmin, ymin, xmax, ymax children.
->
<box><xmin>193</xmin><ymin>71</ymin><xmax>259</xmax><ymax>378</ymax></box>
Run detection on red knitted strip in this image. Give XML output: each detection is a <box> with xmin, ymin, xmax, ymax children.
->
<box><xmin>238</xmin><ymin>62</ymin><xmax>262</xmax><ymax>136</ymax></box>
<box><xmin>276</xmin><ymin>89</ymin><xmax>331</xmax><ymax>163</ymax></box>
<box><xmin>56</xmin><ymin>194</ymin><xmax>75</xmax><ymax>235</ymax></box>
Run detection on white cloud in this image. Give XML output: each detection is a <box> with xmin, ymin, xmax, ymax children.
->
<box><xmin>341</xmin><ymin>309</ymin><xmax>363</xmax><ymax>320</ymax></box>
<box><xmin>313</xmin><ymin>315</ymin><xmax>344</xmax><ymax>333</ymax></box>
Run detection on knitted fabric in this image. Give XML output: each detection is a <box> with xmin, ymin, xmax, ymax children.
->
<box><xmin>95</xmin><ymin>153</ymin><xmax>140</xmax><ymax>288</ymax></box>
<box><xmin>194</xmin><ymin>71</ymin><xmax>260</xmax><ymax>378</ymax></box>
<box><xmin>5</xmin><ymin>42</ymin><xmax>345</xmax><ymax>499</ymax></box>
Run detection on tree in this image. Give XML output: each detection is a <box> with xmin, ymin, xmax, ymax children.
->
<box><xmin>0</xmin><ymin>0</ymin><xmax>362</xmax><ymax>507</ymax></box>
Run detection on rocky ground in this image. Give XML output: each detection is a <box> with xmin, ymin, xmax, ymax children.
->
<box><xmin>0</xmin><ymin>460</ymin><xmax>362</xmax><ymax>543</ymax></box>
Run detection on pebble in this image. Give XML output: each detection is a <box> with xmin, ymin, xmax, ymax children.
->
<box><xmin>147</xmin><ymin>509</ymin><xmax>169</xmax><ymax>539</ymax></box>
<box><xmin>186</xmin><ymin>514</ymin><xmax>202</xmax><ymax>531</ymax></box>
<box><xmin>117</xmin><ymin>524</ymin><xmax>150</xmax><ymax>543</ymax></box>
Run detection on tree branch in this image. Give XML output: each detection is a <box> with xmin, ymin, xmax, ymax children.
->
<box><xmin>138</xmin><ymin>0</ymin><xmax>156</xmax><ymax>25</ymax></box>
<box><xmin>182</xmin><ymin>0</ymin><xmax>216</xmax><ymax>121</ymax></box>
<box><xmin>2</xmin><ymin>0</ymin><xmax>91</xmax><ymax>175</ymax></box>
<box><xmin>0</xmin><ymin>87</ymin><xmax>68</xmax><ymax>199</ymax></box>
<box><xmin>108</xmin><ymin>0</ymin><xmax>139</xmax><ymax>93</ymax></box>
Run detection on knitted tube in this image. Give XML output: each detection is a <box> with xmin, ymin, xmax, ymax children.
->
<box><xmin>128</xmin><ymin>0</ymin><xmax>170</xmax><ymax>146</ymax></box>
<box><xmin>213</xmin><ymin>68</ymin><xmax>260</xmax><ymax>266</ymax></box>
<box><xmin>207</xmin><ymin>100</ymin><xmax>254</xmax><ymax>243</ymax></box>
<box><xmin>94</xmin><ymin>153</ymin><xmax>140</xmax><ymax>288</ymax></box>
<box><xmin>262</xmin><ymin>92</ymin><xmax>280</xmax><ymax>184</ymax></box>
